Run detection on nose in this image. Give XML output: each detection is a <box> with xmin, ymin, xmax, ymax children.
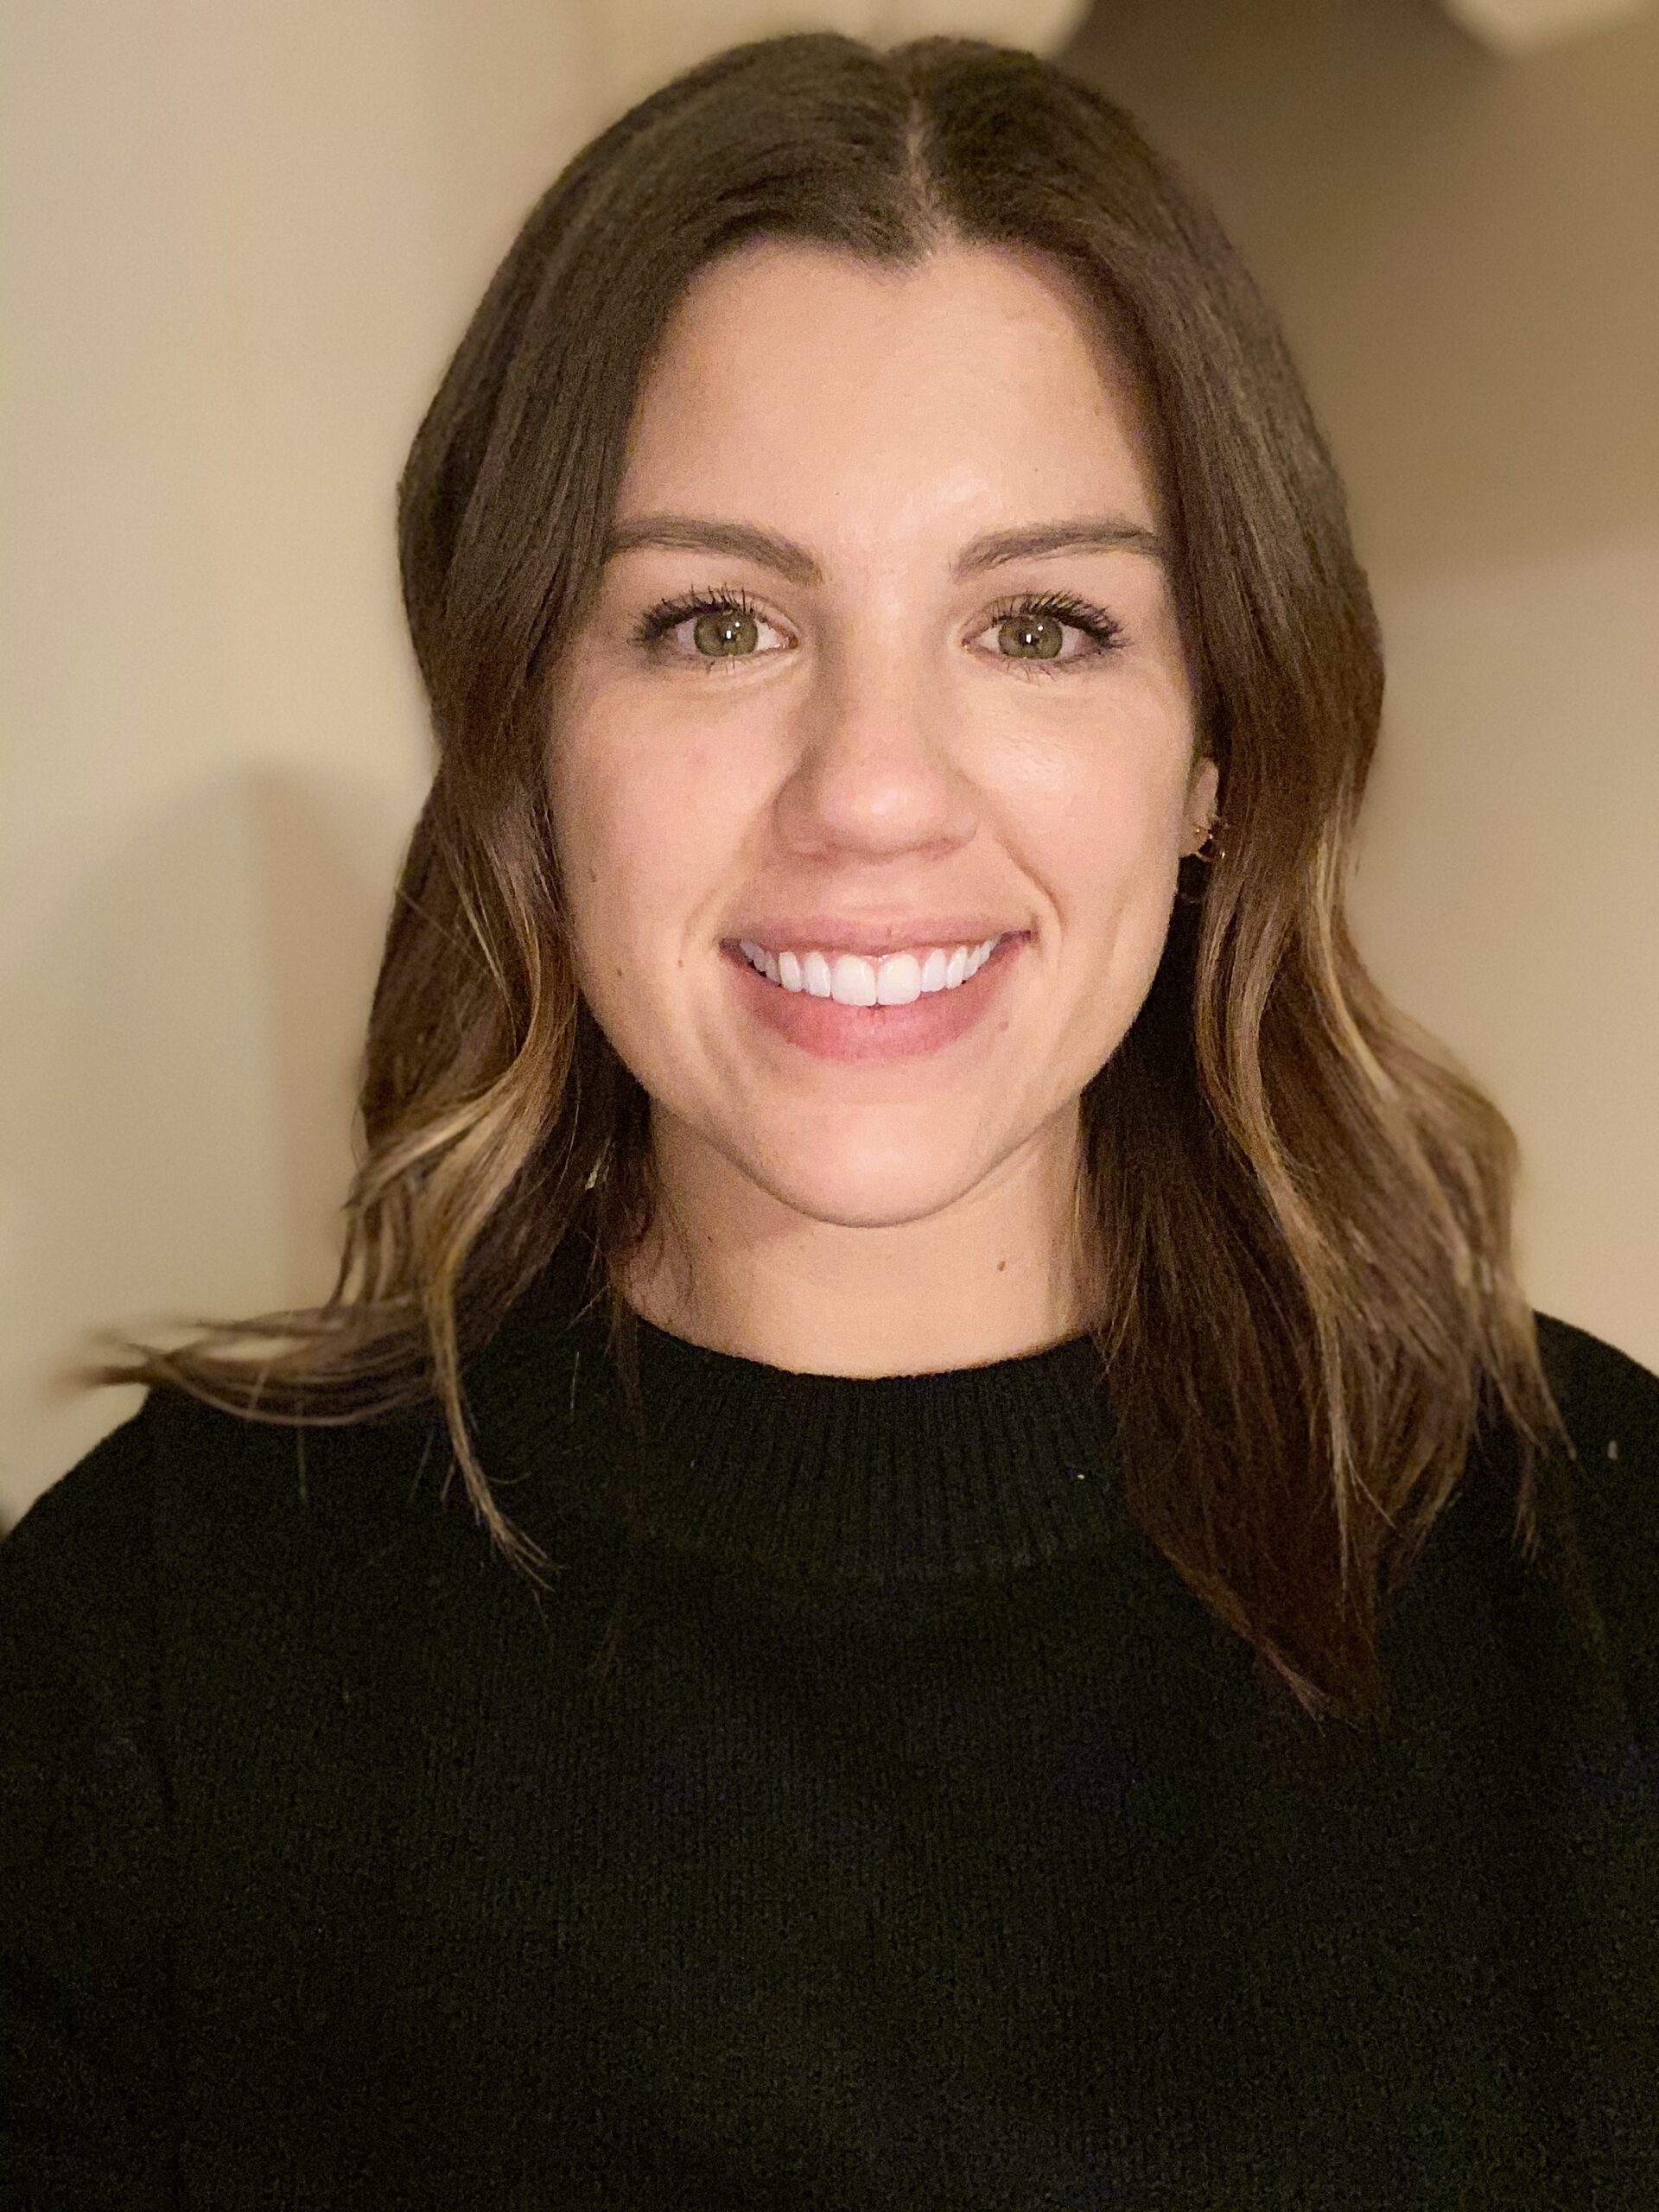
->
<box><xmin>771</xmin><ymin>632</ymin><xmax>981</xmax><ymax>865</ymax></box>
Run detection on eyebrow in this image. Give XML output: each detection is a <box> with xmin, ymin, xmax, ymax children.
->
<box><xmin>601</xmin><ymin>512</ymin><xmax>1166</xmax><ymax>582</ymax></box>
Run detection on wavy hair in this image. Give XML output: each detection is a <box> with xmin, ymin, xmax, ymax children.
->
<box><xmin>92</xmin><ymin>30</ymin><xmax>1565</xmax><ymax>1726</ymax></box>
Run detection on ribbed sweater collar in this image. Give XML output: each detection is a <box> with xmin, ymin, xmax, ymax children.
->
<box><xmin>467</xmin><ymin>1238</ymin><xmax>1123</xmax><ymax>1586</ymax></box>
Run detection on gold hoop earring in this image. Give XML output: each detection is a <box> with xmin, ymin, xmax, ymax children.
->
<box><xmin>1174</xmin><ymin>814</ymin><xmax>1228</xmax><ymax>906</ymax></box>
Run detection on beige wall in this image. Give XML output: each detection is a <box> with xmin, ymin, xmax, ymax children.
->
<box><xmin>3</xmin><ymin>0</ymin><xmax>1653</xmax><ymax>1523</ymax></box>
<box><xmin>1</xmin><ymin>0</ymin><xmax>609</xmax><ymax>1518</ymax></box>
<box><xmin>1063</xmin><ymin>0</ymin><xmax>1658</xmax><ymax>1370</ymax></box>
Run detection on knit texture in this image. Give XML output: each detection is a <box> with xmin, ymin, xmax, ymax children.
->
<box><xmin>3</xmin><ymin>1241</ymin><xmax>1657</xmax><ymax>2209</ymax></box>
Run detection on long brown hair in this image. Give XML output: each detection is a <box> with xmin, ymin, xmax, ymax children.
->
<box><xmin>91</xmin><ymin>30</ymin><xmax>1565</xmax><ymax>1726</ymax></box>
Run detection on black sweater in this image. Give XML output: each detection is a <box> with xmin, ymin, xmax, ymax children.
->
<box><xmin>3</xmin><ymin>1243</ymin><xmax>1657</xmax><ymax>2209</ymax></box>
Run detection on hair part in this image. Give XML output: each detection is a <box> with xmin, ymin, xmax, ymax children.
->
<box><xmin>89</xmin><ymin>30</ymin><xmax>1566</xmax><ymax>1726</ymax></box>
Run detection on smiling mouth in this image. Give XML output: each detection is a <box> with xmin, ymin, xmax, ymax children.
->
<box><xmin>722</xmin><ymin>930</ymin><xmax>1027</xmax><ymax>1062</ymax></box>
<box><xmin>733</xmin><ymin>933</ymin><xmax>1020</xmax><ymax>1006</ymax></box>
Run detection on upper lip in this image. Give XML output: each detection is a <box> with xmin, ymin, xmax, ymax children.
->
<box><xmin>726</xmin><ymin>918</ymin><xmax>1028</xmax><ymax>958</ymax></box>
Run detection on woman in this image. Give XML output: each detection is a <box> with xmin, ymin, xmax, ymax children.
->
<box><xmin>3</xmin><ymin>29</ymin><xmax>1655</xmax><ymax>2209</ymax></box>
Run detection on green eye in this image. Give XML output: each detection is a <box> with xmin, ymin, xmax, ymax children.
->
<box><xmin>632</xmin><ymin>586</ymin><xmax>782</xmax><ymax>671</ymax></box>
<box><xmin>691</xmin><ymin>606</ymin><xmax>760</xmax><ymax>658</ymax></box>
<box><xmin>997</xmin><ymin>611</ymin><xmax>1067</xmax><ymax>660</ymax></box>
<box><xmin>982</xmin><ymin>592</ymin><xmax>1124</xmax><ymax>671</ymax></box>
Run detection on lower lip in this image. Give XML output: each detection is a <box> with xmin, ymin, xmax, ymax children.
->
<box><xmin>722</xmin><ymin>936</ymin><xmax>1028</xmax><ymax>1062</ymax></box>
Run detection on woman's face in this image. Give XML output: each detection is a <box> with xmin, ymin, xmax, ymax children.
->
<box><xmin>549</xmin><ymin>237</ymin><xmax>1215</xmax><ymax>1275</ymax></box>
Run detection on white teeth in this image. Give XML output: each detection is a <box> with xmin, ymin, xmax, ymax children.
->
<box><xmin>737</xmin><ymin>934</ymin><xmax>1005</xmax><ymax>1003</ymax></box>
<box><xmin>832</xmin><ymin>951</ymin><xmax>878</xmax><ymax>1007</ymax></box>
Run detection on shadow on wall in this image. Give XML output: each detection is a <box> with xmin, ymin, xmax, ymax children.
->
<box><xmin>1058</xmin><ymin>0</ymin><xmax>1659</xmax><ymax>576</ymax></box>
<box><xmin>1</xmin><ymin>765</ymin><xmax>415</xmax><ymax>1516</ymax></box>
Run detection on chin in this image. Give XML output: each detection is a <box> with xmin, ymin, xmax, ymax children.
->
<box><xmin>739</xmin><ymin>1136</ymin><xmax>998</xmax><ymax>1231</ymax></box>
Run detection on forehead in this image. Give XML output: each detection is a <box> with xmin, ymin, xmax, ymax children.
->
<box><xmin>619</xmin><ymin>237</ymin><xmax>1163</xmax><ymax>543</ymax></box>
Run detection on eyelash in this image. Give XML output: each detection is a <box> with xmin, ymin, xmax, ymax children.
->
<box><xmin>627</xmin><ymin>583</ymin><xmax>1125</xmax><ymax>677</ymax></box>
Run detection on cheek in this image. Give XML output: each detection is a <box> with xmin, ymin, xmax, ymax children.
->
<box><xmin>549</xmin><ymin>726</ymin><xmax>641</xmax><ymax>995</ymax></box>
<box><xmin>1033</xmin><ymin>758</ymin><xmax>1192</xmax><ymax>1046</ymax></box>
<box><xmin>550</xmin><ymin>720</ymin><xmax>733</xmax><ymax>988</ymax></box>
<box><xmin>1039</xmin><ymin>749</ymin><xmax>1189</xmax><ymax>922</ymax></box>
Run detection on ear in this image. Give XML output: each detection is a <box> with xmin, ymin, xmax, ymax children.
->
<box><xmin>1185</xmin><ymin>754</ymin><xmax>1220</xmax><ymax>850</ymax></box>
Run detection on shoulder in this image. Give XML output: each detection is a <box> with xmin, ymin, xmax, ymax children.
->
<box><xmin>1</xmin><ymin>1385</ymin><xmax>451</xmax><ymax>1652</ymax></box>
<box><xmin>1530</xmin><ymin>1300</ymin><xmax>1659</xmax><ymax>1513</ymax></box>
<box><xmin>1530</xmin><ymin>1300</ymin><xmax>1659</xmax><ymax>1442</ymax></box>
<box><xmin>1</xmin><ymin>1402</ymin><xmax>167</xmax><ymax>1692</ymax></box>
<box><xmin>1525</xmin><ymin>1313</ymin><xmax>1659</xmax><ymax>1719</ymax></box>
